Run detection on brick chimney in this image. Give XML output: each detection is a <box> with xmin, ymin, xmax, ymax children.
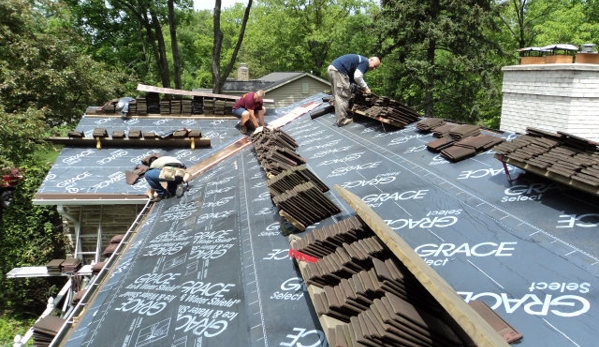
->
<box><xmin>238</xmin><ymin>63</ymin><xmax>249</xmax><ymax>81</ymax></box>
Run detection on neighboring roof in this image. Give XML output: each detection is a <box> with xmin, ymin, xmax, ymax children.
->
<box><xmin>35</xmin><ymin>94</ymin><xmax>599</xmax><ymax>346</ymax></box>
<box><xmin>222</xmin><ymin>72</ymin><xmax>330</xmax><ymax>93</ymax></box>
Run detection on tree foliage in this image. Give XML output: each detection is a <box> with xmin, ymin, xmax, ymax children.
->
<box><xmin>237</xmin><ymin>0</ymin><xmax>378</xmax><ymax>80</ymax></box>
<box><xmin>0</xmin><ymin>0</ymin><xmax>126</xmax><ymax>127</ymax></box>
<box><xmin>374</xmin><ymin>0</ymin><xmax>502</xmax><ymax>124</ymax></box>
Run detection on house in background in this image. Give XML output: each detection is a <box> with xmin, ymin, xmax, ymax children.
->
<box><xmin>217</xmin><ymin>63</ymin><xmax>331</xmax><ymax>108</ymax></box>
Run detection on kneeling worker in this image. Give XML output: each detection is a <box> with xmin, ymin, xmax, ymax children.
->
<box><xmin>233</xmin><ymin>90</ymin><xmax>266</xmax><ymax>134</ymax></box>
<box><xmin>145</xmin><ymin>155</ymin><xmax>190</xmax><ymax>201</ymax></box>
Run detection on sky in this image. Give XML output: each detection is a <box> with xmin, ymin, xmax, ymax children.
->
<box><xmin>194</xmin><ymin>0</ymin><xmax>245</xmax><ymax>11</ymax></box>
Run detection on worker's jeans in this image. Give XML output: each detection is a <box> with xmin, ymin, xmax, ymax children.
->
<box><xmin>145</xmin><ymin>168</ymin><xmax>178</xmax><ymax>198</ymax></box>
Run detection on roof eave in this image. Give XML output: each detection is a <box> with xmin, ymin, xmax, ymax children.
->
<box><xmin>33</xmin><ymin>193</ymin><xmax>149</xmax><ymax>206</ymax></box>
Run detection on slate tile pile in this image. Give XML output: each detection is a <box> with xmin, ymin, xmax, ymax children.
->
<box><xmin>252</xmin><ymin>127</ymin><xmax>340</xmax><ymax>230</ymax></box>
<box><xmin>100</xmin><ymin>93</ymin><xmax>231</xmax><ymax>116</ymax></box>
<box><xmin>33</xmin><ymin>315</ymin><xmax>66</xmax><ymax>347</ymax></box>
<box><xmin>416</xmin><ymin>119</ymin><xmax>504</xmax><ymax>162</ymax></box>
<box><xmin>351</xmin><ymin>93</ymin><xmax>422</xmax><ymax>128</ymax></box>
<box><xmin>46</xmin><ymin>259</ymin><xmax>64</xmax><ymax>275</ymax></box>
<box><xmin>291</xmin><ymin>216</ymin><xmax>469</xmax><ymax>347</ymax></box>
<box><xmin>494</xmin><ymin>127</ymin><xmax>599</xmax><ymax>192</ymax></box>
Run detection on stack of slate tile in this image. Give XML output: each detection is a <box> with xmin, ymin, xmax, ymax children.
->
<box><xmin>170</xmin><ymin>98</ymin><xmax>182</xmax><ymax>114</ymax></box>
<box><xmin>271</xmin><ymin>182</ymin><xmax>341</xmax><ymax>230</ymax></box>
<box><xmin>448</xmin><ymin>124</ymin><xmax>480</xmax><ymax>140</ymax></box>
<box><xmin>268</xmin><ymin>164</ymin><xmax>330</xmax><ymax>194</ymax></box>
<box><xmin>431</xmin><ymin>124</ymin><xmax>456</xmax><ymax>138</ymax></box>
<box><xmin>160</xmin><ymin>99</ymin><xmax>171</xmax><ymax>115</ymax></box>
<box><xmin>127</xmin><ymin>99</ymin><xmax>137</xmax><ymax>114</ymax></box>
<box><xmin>494</xmin><ymin>127</ymin><xmax>599</xmax><ymax>194</ymax></box>
<box><xmin>102</xmin><ymin>234</ymin><xmax>125</xmax><ymax>258</ymax></box>
<box><xmin>91</xmin><ymin>261</ymin><xmax>105</xmax><ymax>275</ymax></box>
<box><xmin>426</xmin><ymin>137</ymin><xmax>455</xmax><ymax>152</ymax></box>
<box><xmin>415</xmin><ymin>118</ymin><xmax>445</xmax><ymax>131</ymax></box>
<box><xmin>253</xmin><ymin>127</ymin><xmax>340</xmax><ymax>229</ymax></box>
<box><xmin>61</xmin><ymin>258</ymin><xmax>82</xmax><ymax>274</ymax></box>
<box><xmin>291</xmin><ymin>216</ymin><xmax>471</xmax><ymax>347</ymax></box>
<box><xmin>441</xmin><ymin>133</ymin><xmax>505</xmax><ymax>162</ymax></box>
<box><xmin>134</xmin><ymin>97</ymin><xmax>147</xmax><ymax>115</ymax></box>
<box><xmin>181</xmin><ymin>99</ymin><xmax>193</xmax><ymax>115</ymax></box>
<box><xmin>46</xmin><ymin>259</ymin><xmax>64</xmax><ymax>275</ymax></box>
<box><xmin>203</xmin><ymin>98</ymin><xmax>215</xmax><ymax>115</ymax></box>
<box><xmin>351</xmin><ymin>93</ymin><xmax>421</xmax><ymax>128</ymax></box>
<box><xmin>33</xmin><ymin>315</ymin><xmax>65</xmax><ymax>347</ymax></box>
<box><xmin>252</xmin><ymin>127</ymin><xmax>303</xmax><ymax>176</ymax></box>
<box><xmin>225</xmin><ymin>100</ymin><xmax>236</xmax><ymax>115</ymax></box>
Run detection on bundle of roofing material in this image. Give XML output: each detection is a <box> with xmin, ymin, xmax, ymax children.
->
<box><xmin>494</xmin><ymin>128</ymin><xmax>599</xmax><ymax>193</ymax></box>
<box><xmin>171</xmin><ymin>98</ymin><xmax>182</xmax><ymax>114</ymax></box>
<box><xmin>291</xmin><ymin>216</ymin><xmax>489</xmax><ymax>347</ymax></box>
<box><xmin>415</xmin><ymin>118</ymin><xmax>445</xmax><ymax>131</ymax></box>
<box><xmin>448</xmin><ymin>124</ymin><xmax>480</xmax><ymax>140</ymax></box>
<box><xmin>252</xmin><ymin>127</ymin><xmax>303</xmax><ymax>176</ymax></box>
<box><xmin>252</xmin><ymin>127</ymin><xmax>339</xmax><ymax>229</ymax></box>
<box><xmin>60</xmin><ymin>258</ymin><xmax>82</xmax><ymax>274</ymax></box>
<box><xmin>267</xmin><ymin>164</ymin><xmax>330</xmax><ymax>194</ymax></box>
<box><xmin>160</xmin><ymin>99</ymin><xmax>171</xmax><ymax>115</ymax></box>
<box><xmin>426</xmin><ymin>137</ymin><xmax>454</xmax><ymax>152</ymax></box>
<box><xmin>431</xmin><ymin>123</ymin><xmax>456</xmax><ymax>138</ymax></box>
<box><xmin>46</xmin><ymin>259</ymin><xmax>64</xmax><ymax>275</ymax></box>
<box><xmin>181</xmin><ymin>99</ymin><xmax>193</xmax><ymax>114</ymax></box>
<box><xmin>351</xmin><ymin>93</ymin><xmax>421</xmax><ymax>128</ymax></box>
<box><xmin>71</xmin><ymin>289</ymin><xmax>86</xmax><ymax>305</ymax></box>
<box><xmin>251</xmin><ymin>127</ymin><xmax>298</xmax><ymax>151</ymax></box>
<box><xmin>102</xmin><ymin>234</ymin><xmax>125</xmax><ymax>258</ymax></box>
<box><xmin>271</xmin><ymin>182</ymin><xmax>341</xmax><ymax>230</ymax></box>
<box><xmin>33</xmin><ymin>315</ymin><xmax>66</xmax><ymax>347</ymax></box>
<box><xmin>91</xmin><ymin>261</ymin><xmax>105</xmax><ymax>275</ymax></box>
<box><xmin>289</xmin><ymin>216</ymin><xmax>368</xmax><ymax>257</ymax></box>
<box><xmin>440</xmin><ymin>134</ymin><xmax>505</xmax><ymax>162</ymax></box>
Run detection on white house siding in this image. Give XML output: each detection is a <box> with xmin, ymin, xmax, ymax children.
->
<box><xmin>500</xmin><ymin>64</ymin><xmax>599</xmax><ymax>142</ymax></box>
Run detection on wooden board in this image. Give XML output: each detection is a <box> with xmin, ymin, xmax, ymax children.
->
<box><xmin>137</xmin><ymin>83</ymin><xmax>275</xmax><ymax>104</ymax></box>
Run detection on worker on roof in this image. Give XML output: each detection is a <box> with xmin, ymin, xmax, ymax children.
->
<box><xmin>145</xmin><ymin>155</ymin><xmax>190</xmax><ymax>201</ymax></box>
<box><xmin>233</xmin><ymin>90</ymin><xmax>266</xmax><ymax>135</ymax></box>
<box><xmin>327</xmin><ymin>54</ymin><xmax>380</xmax><ymax>127</ymax></box>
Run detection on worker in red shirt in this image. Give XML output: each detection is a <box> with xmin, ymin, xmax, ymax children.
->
<box><xmin>232</xmin><ymin>90</ymin><xmax>266</xmax><ymax>134</ymax></box>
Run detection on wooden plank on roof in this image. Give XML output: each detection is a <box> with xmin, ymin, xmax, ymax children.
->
<box><xmin>136</xmin><ymin>83</ymin><xmax>275</xmax><ymax>104</ymax></box>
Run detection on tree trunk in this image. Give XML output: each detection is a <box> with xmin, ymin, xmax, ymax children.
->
<box><xmin>168</xmin><ymin>0</ymin><xmax>182</xmax><ymax>89</ymax></box>
<box><xmin>424</xmin><ymin>39</ymin><xmax>435</xmax><ymax>118</ymax></box>
<box><xmin>212</xmin><ymin>0</ymin><xmax>253</xmax><ymax>93</ymax></box>
<box><xmin>150</xmin><ymin>7</ymin><xmax>171</xmax><ymax>88</ymax></box>
<box><xmin>212</xmin><ymin>0</ymin><xmax>223</xmax><ymax>93</ymax></box>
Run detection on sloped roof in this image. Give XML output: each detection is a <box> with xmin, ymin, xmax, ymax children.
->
<box><xmin>222</xmin><ymin>72</ymin><xmax>329</xmax><ymax>93</ymax></box>
<box><xmin>40</xmin><ymin>94</ymin><xmax>599</xmax><ymax>346</ymax></box>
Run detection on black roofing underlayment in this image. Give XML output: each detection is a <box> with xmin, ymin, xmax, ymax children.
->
<box><xmin>48</xmin><ymin>93</ymin><xmax>599</xmax><ymax>347</ymax></box>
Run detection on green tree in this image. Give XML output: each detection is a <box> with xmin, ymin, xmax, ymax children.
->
<box><xmin>212</xmin><ymin>0</ymin><xmax>254</xmax><ymax>93</ymax></box>
<box><xmin>0</xmin><ymin>0</ymin><xmax>116</xmax><ymax>320</ymax></box>
<box><xmin>375</xmin><ymin>0</ymin><xmax>501</xmax><ymax>125</ymax></box>
<box><xmin>238</xmin><ymin>0</ymin><xmax>377</xmax><ymax>79</ymax></box>
<box><xmin>63</xmin><ymin>0</ymin><xmax>193</xmax><ymax>90</ymax></box>
<box><xmin>0</xmin><ymin>0</ymin><xmax>126</xmax><ymax>127</ymax></box>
